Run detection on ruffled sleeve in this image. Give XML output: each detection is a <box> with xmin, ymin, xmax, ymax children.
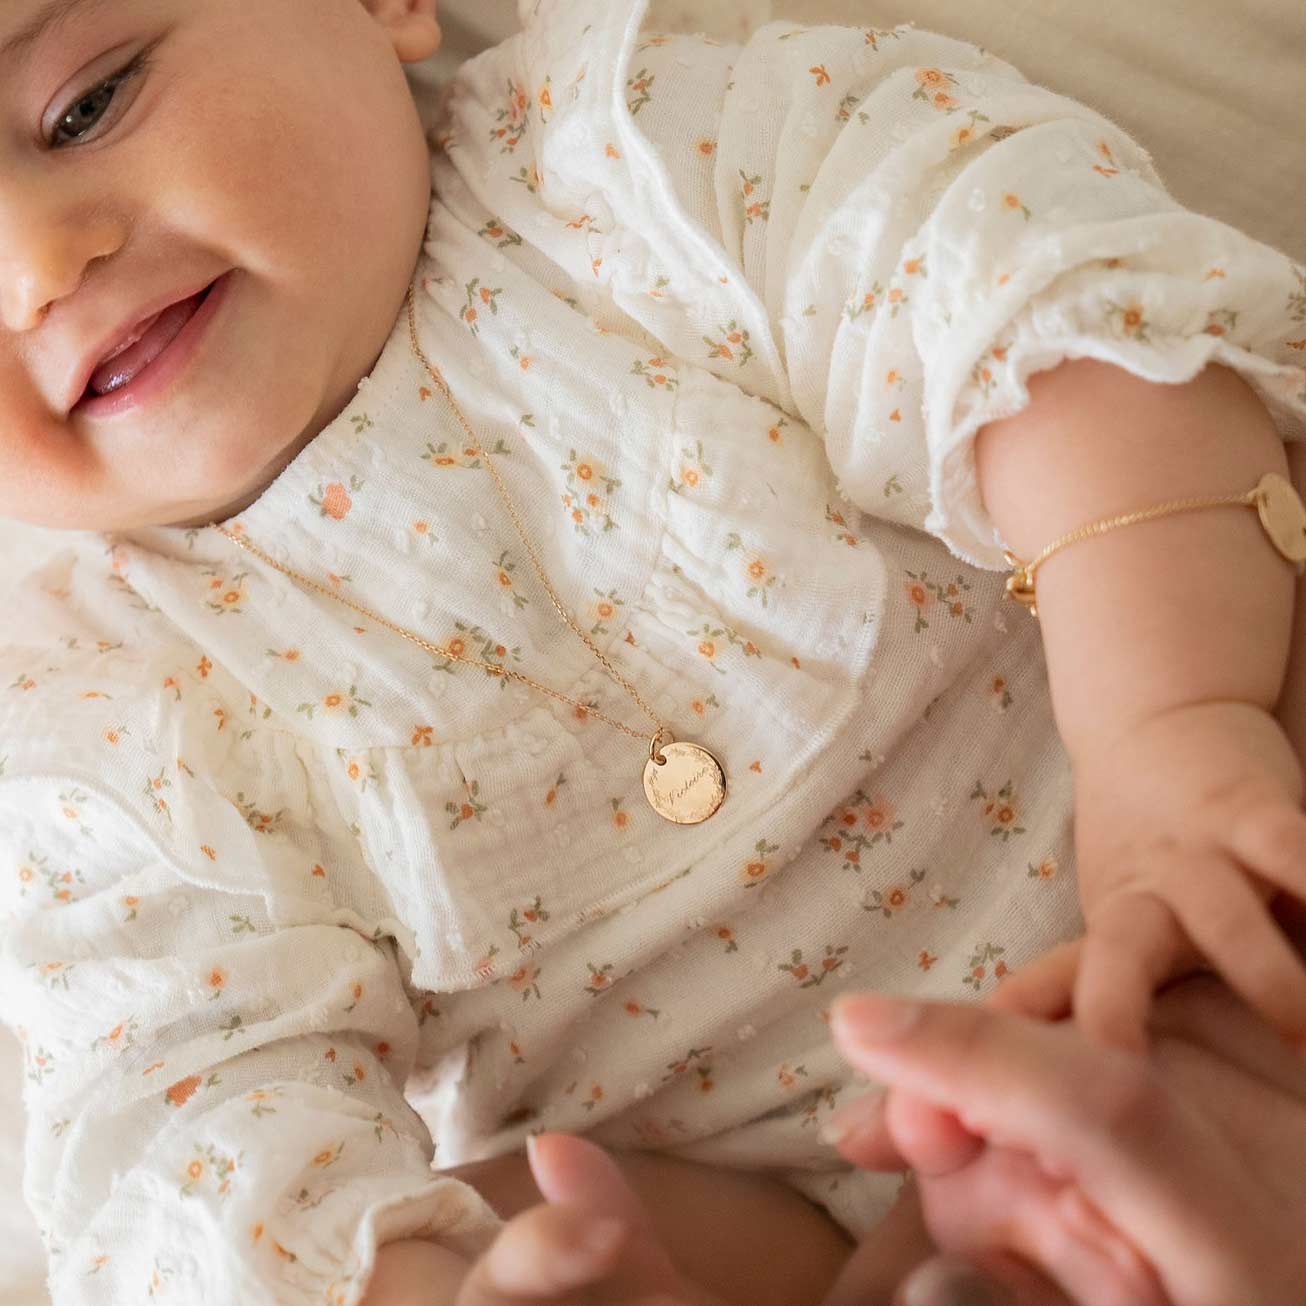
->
<box><xmin>502</xmin><ymin>4</ymin><xmax>1306</xmax><ymax>568</ymax></box>
<box><xmin>0</xmin><ymin>639</ymin><xmax>501</xmax><ymax>1305</ymax></box>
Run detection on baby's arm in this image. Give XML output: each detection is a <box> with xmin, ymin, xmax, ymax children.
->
<box><xmin>1273</xmin><ymin>441</ymin><xmax>1306</xmax><ymax>765</ymax></box>
<box><xmin>975</xmin><ymin>354</ymin><xmax>1306</xmax><ymax>1045</ymax></box>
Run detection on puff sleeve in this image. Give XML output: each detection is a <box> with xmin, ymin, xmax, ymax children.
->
<box><xmin>527</xmin><ymin>9</ymin><xmax>1306</xmax><ymax>568</ymax></box>
<box><xmin>0</xmin><ymin>650</ymin><xmax>501</xmax><ymax>1305</ymax></box>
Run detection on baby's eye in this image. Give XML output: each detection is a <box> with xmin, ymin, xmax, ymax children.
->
<box><xmin>49</xmin><ymin>50</ymin><xmax>152</xmax><ymax>149</ymax></box>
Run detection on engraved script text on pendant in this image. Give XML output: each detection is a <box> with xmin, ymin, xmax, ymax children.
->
<box><xmin>643</xmin><ymin>741</ymin><xmax>726</xmax><ymax>824</ymax></box>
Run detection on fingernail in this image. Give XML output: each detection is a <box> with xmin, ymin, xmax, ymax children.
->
<box><xmin>832</xmin><ymin>992</ymin><xmax>922</xmax><ymax>1045</ymax></box>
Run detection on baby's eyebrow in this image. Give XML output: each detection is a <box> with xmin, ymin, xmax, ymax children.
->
<box><xmin>1</xmin><ymin>0</ymin><xmax>114</xmax><ymax>70</ymax></box>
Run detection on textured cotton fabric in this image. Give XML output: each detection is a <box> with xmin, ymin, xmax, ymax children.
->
<box><xmin>3</xmin><ymin>1</ymin><xmax>1306</xmax><ymax>1301</ymax></box>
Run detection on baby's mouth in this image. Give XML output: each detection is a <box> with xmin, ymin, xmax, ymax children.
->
<box><xmin>81</xmin><ymin>283</ymin><xmax>215</xmax><ymax>402</ymax></box>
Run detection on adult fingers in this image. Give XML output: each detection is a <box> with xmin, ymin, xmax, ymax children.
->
<box><xmin>454</xmin><ymin>1202</ymin><xmax>628</xmax><ymax>1305</ymax></box>
<box><xmin>826</xmin><ymin>989</ymin><xmax>1253</xmax><ymax>1262</ymax></box>
<box><xmin>1074</xmin><ymin>892</ymin><xmax>1186</xmax><ymax>1053</ymax></box>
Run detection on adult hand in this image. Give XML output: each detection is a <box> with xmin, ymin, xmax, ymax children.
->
<box><xmin>818</xmin><ymin>965</ymin><xmax>1306</xmax><ymax>1306</ymax></box>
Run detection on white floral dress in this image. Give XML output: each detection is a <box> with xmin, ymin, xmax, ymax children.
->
<box><xmin>2</xmin><ymin>1</ymin><xmax>1304</xmax><ymax>1302</ymax></box>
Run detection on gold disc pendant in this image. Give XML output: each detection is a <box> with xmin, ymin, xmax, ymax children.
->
<box><xmin>643</xmin><ymin>733</ymin><xmax>726</xmax><ymax>825</ymax></box>
<box><xmin>1256</xmin><ymin>472</ymin><xmax>1306</xmax><ymax>564</ymax></box>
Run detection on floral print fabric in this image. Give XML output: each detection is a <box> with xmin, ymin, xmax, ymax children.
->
<box><xmin>2</xmin><ymin>1</ymin><xmax>1305</xmax><ymax>1302</ymax></box>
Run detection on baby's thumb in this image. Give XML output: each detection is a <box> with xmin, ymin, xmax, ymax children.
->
<box><xmin>525</xmin><ymin>1132</ymin><xmax>685</xmax><ymax>1297</ymax></box>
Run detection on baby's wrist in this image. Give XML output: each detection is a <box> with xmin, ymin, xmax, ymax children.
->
<box><xmin>360</xmin><ymin>1236</ymin><xmax>470</xmax><ymax>1306</ymax></box>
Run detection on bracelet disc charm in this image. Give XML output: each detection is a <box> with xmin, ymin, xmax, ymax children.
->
<box><xmin>1255</xmin><ymin>472</ymin><xmax>1306</xmax><ymax>564</ymax></box>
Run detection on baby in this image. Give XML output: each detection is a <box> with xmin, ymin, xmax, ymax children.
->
<box><xmin>3</xmin><ymin>1</ymin><xmax>1306</xmax><ymax>1304</ymax></box>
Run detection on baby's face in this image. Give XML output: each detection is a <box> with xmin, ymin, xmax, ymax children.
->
<box><xmin>0</xmin><ymin>0</ymin><xmax>441</xmax><ymax>531</ymax></box>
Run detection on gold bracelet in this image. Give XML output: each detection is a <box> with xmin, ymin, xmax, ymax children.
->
<box><xmin>1004</xmin><ymin>471</ymin><xmax>1306</xmax><ymax>618</ymax></box>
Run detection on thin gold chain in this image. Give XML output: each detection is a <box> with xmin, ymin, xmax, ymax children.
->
<box><xmin>1012</xmin><ymin>490</ymin><xmax>1260</xmax><ymax>580</ymax></box>
<box><xmin>213</xmin><ymin>279</ymin><xmax>669</xmax><ymax>751</ymax></box>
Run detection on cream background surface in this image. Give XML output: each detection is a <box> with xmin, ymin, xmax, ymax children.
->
<box><xmin>2</xmin><ymin>3</ymin><xmax>1302</xmax><ymax>1300</ymax></box>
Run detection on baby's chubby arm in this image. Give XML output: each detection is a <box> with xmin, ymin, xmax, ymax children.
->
<box><xmin>974</xmin><ymin>355</ymin><xmax>1306</xmax><ymax>1048</ymax></box>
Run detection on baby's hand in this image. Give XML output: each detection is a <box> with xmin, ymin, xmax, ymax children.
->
<box><xmin>1059</xmin><ymin>699</ymin><xmax>1306</xmax><ymax>1051</ymax></box>
<box><xmin>453</xmin><ymin>1132</ymin><xmax>724</xmax><ymax>1306</ymax></box>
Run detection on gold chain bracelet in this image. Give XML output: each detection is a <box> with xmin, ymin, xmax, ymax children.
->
<box><xmin>1004</xmin><ymin>471</ymin><xmax>1306</xmax><ymax>618</ymax></box>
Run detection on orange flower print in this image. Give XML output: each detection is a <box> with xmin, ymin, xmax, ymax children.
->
<box><xmin>537</xmin><ymin>75</ymin><xmax>553</xmax><ymax>119</ymax></box>
<box><xmin>459</xmin><ymin>278</ymin><xmax>503</xmax><ymax>336</ymax></box>
<box><xmin>493</xmin><ymin>549</ymin><xmax>529</xmax><ymax>611</ymax></box>
<box><xmin>1003</xmin><ymin>191</ymin><xmax>1032</xmax><ymax>221</ymax></box>
<box><xmin>950</xmin><ymin>119</ymin><xmax>981</xmax><ymax>149</ymax></box>
<box><xmin>863</xmin><ymin>867</ymin><xmax>927</xmax><ymax>919</ymax></box>
<box><xmin>562</xmin><ymin>449</ymin><xmax>622</xmax><ymax>535</ymax></box>
<box><xmin>861</xmin><ymin>795</ymin><xmax>904</xmax><ymax>844</ymax></box>
<box><xmin>670</xmin><ymin>439</ymin><xmax>712</xmax><ymax>494</ymax></box>
<box><xmin>724</xmin><ymin>532</ymin><xmax>779</xmax><ymax>607</ymax></box>
<box><xmin>634</xmin><ymin>355</ymin><xmax>684</xmax><ymax>389</ymax></box>
<box><xmin>587</xmin><ymin>588</ymin><xmax>625</xmax><ymax>636</ymax></box>
<box><xmin>738</xmin><ymin>170</ymin><xmax>771</xmax><ymax>224</ymax></box>
<box><xmin>624</xmin><ymin>999</ymin><xmax>660</xmax><ymax>1020</ymax></box>
<box><xmin>836</xmin><ymin>92</ymin><xmax>862</xmax><ymax>124</ymax></box>
<box><xmin>904</xmin><ymin>570</ymin><xmax>974</xmax><ymax>633</ymax></box>
<box><xmin>1106</xmin><ymin>298</ymin><xmax>1152</xmax><ymax>342</ymax></box>
<box><xmin>918</xmin><ymin>950</ymin><xmax>937</xmax><ymax>971</ymax></box>
<box><xmin>544</xmin><ymin>772</ymin><xmax>567</xmax><ymax>807</ymax></box>
<box><xmin>446</xmin><ymin>779</ymin><xmax>488</xmax><ymax>830</ymax></box>
<box><xmin>296</xmin><ymin>684</ymin><xmax>372</xmax><ymax>721</ymax></box>
<box><xmin>338</xmin><ymin>749</ymin><xmax>380</xmax><ymax>793</ymax></box>
<box><xmin>478</xmin><ymin>215</ymin><xmax>523</xmax><ymax>249</ymax></box>
<box><xmin>767</xmin><ymin>413</ymin><xmax>789</xmax><ymax>444</ymax></box>
<box><xmin>581</xmin><ymin>1082</ymin><xmax>606</xmax><ymax>1111</ymax></box>
<box><xmin>971</xmin><ymin>780</ymin><xmax>1026</xmax><ymax>841</ymax></box>
<box><xmin>697</xmin><ymin>137</ymin><xmax>716</xmax><ymax>157</ymax></box>
<box><xmin>963</xmin><ymin>942</ymin><xmax>1008</xmax><ymax>992</ymax></box>
<box><xmin>689</xmin><ymin>693</ymin><xmax>720</xmax><ymax>717</ymax></box>
<box><xmin>777</xmin><ymin>1062</ymin><xmax>809</xmax><ymax>1089</ymax></box>
<box><xmin>509</xmin><ymin>897</ymin><xmax>550</xmax><ymax>949</ymax></box>
<box><xmin>1028</xmin><ymin>856</ymin><xmax>1058</xmax><ymax>881</ymax></box>
<box><xmin>508</xmin><ymin>960</ymin><xmax>543</xmax><ymax>1001</ymax></box>
<box><xmin>234</xmin><ymin>790</ymin><xmax>284</xmax><ymax>836</ymax></box>
<box><xmin>809</xmin><ymin>64</ymin><xmax>831</xmax><ymax>86</ymax></box>
<box><xmin>626</xmin><ymin>66</ymin><xmax>656</xmax><ymax>115</ymax></box>
<box><xmin>202</xmin><ymin>569</ymin><xmax>249</xmax><ymax>616</ymax></box>
<box><xmin>1092</xmin><ymin>138</ymin><xmax>1120</xmax><ymax>177</ymax></box>
<box><xmin>433</xmin><ymin>621</ymin><xmax>521</xmax><ymax>683</ymax></box>
<box><xmin>738</xmin><ymin>837</ymin><xmax>782</xmax><ymax>890</ymax></box>
<box><xmin>412</xmin><ymin>724</ymin><xmax>434</xmax><ymax>747</ymax></box>
<box><xmin>490</xmin><ymin>78</ymin><xmax>530</xmax><ymax>153</ymax></box>
<box><xmin>704</xmin><ymin>319</ymin><xmax>755</xmax><ymax>366</ymax></box>
<box><xmin>166</xmin><ymin>1074</ymin><xmax>203</xmax><ymax>1108</ymax></box>
<box><xmin>1202</xmin><ymin>307</ymin><xmax>1239</xmax><ymax>337</ymax></box>
<box><xmin>585</xmin><ymin>962</ymin><xmax>616</xmax><ymax>996</ymax></box>
<box><xmin>474</xmin><ymin>945</ymin><xmax>500</xmax><ymax>982</ymax></box>
<box><xmin>712</xmin><ymin>924</ymin><xmax>739</xmax><ymax>954</ymax></box>
<box><xmin>912</xmin><ymin>66</ymin><xmax>960</xmax><ymax>112</ymax></box>
<box><xmin>990</xmin><ymin>675</ymin><xmax>1013</xmax><ymax>711</ymax></box>
<box><xmin>422</xmin><ymin>434</ymin><xmax>509</xmax><ymax>470</ymax></box>
<box><xmin>611</xmin><ymin>797</ymin><xmax>631</xmax><ymax>831</ymax></box>
<box><xmin>845</xmin><ymin>281</ymin><xmax>885</xmax><ymax>323</ymax></box>
<box><xmin>778</xmin><ymin>944</ymin><xmax>848</xmax><ymax>988</ymax></box>
<box><xmin>309</xmin><ymin>475</ymin><xmax>364</xmax><ymax>521</ymax></box>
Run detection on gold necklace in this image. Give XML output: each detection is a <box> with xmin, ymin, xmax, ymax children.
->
<box><xmin>213</xmin><ymin>280</ymin><xmax>727</xmax><ymax>825</ymax></box>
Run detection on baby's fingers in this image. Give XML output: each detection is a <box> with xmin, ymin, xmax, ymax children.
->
<box><xmin>1075</xmin><ymin>893</ymin><xmax>1186</xmax><ymax>1053</ymax></box>
<box><xmin>1228</xmin><ymin>798</ymin><xmax>1306</xmax><ymax>903</ymax></box>
<box><xmin>456</xmin><ymin>1205</ymin><xmax>628</xmax><ymax>1305</ymax></box>
<box><xmin>1165</xmin><ymin>852</ymin><xmax>1306</xmax><ymax>1048</ymax></box>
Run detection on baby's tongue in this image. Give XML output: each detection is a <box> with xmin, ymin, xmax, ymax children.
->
<box><xmin>88</xmin><ymin>292</ymin><xmax>205</xmax><ymax>396</ymax></box>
